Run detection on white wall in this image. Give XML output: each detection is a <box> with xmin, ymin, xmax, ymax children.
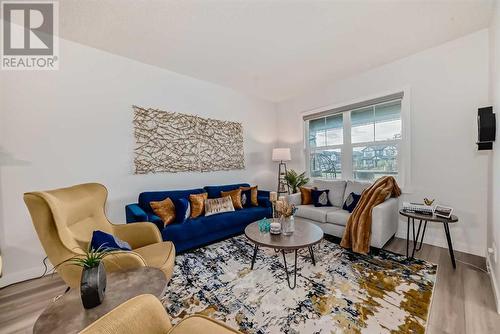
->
<box><xmin>488</xmin><ymin>1</ymin><xmax>500</xmax><ymax>313</ymax></box>
<box><xmin>276</xmin><ymin>30</ymin><xmax>490</xmax><ymax>257</ymax></box>
<box><xmin>0</xmin><ymin>38</ymin><xmax>277</xmax><ymax>286</ymax></box>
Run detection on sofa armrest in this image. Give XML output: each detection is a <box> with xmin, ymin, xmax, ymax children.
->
<box><xmin>257</xmin><ymin>190</ymin><xmax>270</xmax><ymax>197</ymax></box>
<box><xmin>102</xmin><ymin>251</ymin><xmax>147</xmax><ymax>271</ymax></box>
<box><xmin>113</xmin><ymin>222</ymin><xmax>162</xmax><ymax>249</ymax></box>
<box><xmin>126</xmin><ymin>204</ymin><xmax>148</xmax><ymax>223</ymax></box>
<box><xmin>285</xmin><ymin>193</ymin><xmax>302</xmax><ymax>206</ymax></box>
<box><xmin>257</xmin><ymin>196</ymin><xmax>272</xmax><ymax>208</ymax></box>
<box><xmin>371</xmin><ymin>197</ymin><xmax>399</xmax><ymax>248</ymax></box>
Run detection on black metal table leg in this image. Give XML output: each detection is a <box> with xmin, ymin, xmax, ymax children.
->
<box><xmin>415</xmin><ymin>221</ymin><xmax>427</xmax><ymax>252</ymax></box>
<box><xmin>282</xmin><ymin>249</ymin><xmax>298</xmax><ymax>289</ymax></box>
<box><xmin>308</xmin><ymin>246</ymin><xmax>316</xmax><ymax>266</ymax></box>
<box><xmin>443</xmin><ymin>222</ymin><xmax>456</xmax><ymax>269</ymax></box>
<box><xmin>406</xmin><ymin>216</ymin><xmax>410</xmax><ymax>258</ymax></box>
<box><xmin>250</xmin><ymin>244</ymin><xmax>258</xmax><ymax>270</ymax></box>
<box><xmin>411</xmin><ymin>219</ymin><xmax>424</xmax><ymax>258</ymax></box>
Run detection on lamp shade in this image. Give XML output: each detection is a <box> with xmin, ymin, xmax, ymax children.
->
<box><xmin>272</xmin><ymin>148</ymin><xmax>291</xmax><ymax>162</ymax></box>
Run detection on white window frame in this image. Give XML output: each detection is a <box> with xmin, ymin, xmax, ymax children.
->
<box><xmin>302</xmin><ymin>88</ymin><xmax>411</xmax><ymax>191</ymax></box>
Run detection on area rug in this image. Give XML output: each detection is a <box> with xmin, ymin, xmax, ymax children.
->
<box><xmin>163</xmin><ymin>235</ymin><xmax>437</xmax><ymax>334</ymax></box>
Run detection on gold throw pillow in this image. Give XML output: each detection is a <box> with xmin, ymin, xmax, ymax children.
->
<box><xmin>221</xmin><ymin>189</ymin><xmax>243</xmax><ymax>210</ymax></box>
<box><xmin>205</xmin><ymin>197</ymin><xmax>235</xmax><ymax>216</ymax></box>
<box><xmin>189</xmin><ymin>193</ymin><xmax>208</xmax><ymax>218</ymax></box>
<box><xmin>299</xmin><ymin>186</ymin><xmax>316</xmax><ymax>205</ymax></box>
<box><xmin>150</xmin><ymin>198</ymin><xmax>176</xmax><ymax>226</ymax></box>
<box><xmin>240</xmin><ymin>186</ymin><xmax>258</xmax><ymax>206</ymax></box>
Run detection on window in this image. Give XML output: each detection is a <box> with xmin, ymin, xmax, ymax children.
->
<box><xmin>304</xmin><ymin>94</ymin><xmax>403</xmax><ymax>182</ymax></box>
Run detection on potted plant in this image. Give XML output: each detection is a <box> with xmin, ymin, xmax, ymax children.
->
<box><xmin>64</xmin><ymin>245</ymin><xmax>111</xmax><ymax>309</ymax></box>
<box><xmin>284</xmin><ymin>170</ymin><xmax>310</xmax><ymax>194</ymax></box>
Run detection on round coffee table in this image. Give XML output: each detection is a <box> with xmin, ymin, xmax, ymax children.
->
<box><xmin>33</xmin><ymin>267</ymin><xmax>168</xmax><ymax>334</ymax></box>
<box><xmin>245</xmin><ymin>220</ymin><xmax>323</xmax><ymax>289</ymax></box>
<box><xmin>399</xmin><ymin>209</ymin><xmax>459</xmax><ymax>268</ymax></box>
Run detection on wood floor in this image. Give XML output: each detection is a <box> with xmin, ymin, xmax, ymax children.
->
<box><xmin>0</xmin><ymin>237</ymin><xmax>499</xmax><ymax>334</ymax></box>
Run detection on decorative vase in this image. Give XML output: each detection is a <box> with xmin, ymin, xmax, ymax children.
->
<box><xmin>281</xmin><ymin>216</ymin><xmax>295</xmax><ymax>236</ymax></box>
<box><xmin>80</xmin><ymin>261</ymin><xmax>106</xmax><ymax>309</ymax></box>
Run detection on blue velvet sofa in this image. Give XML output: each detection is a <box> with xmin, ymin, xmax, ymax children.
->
<box><xmin>125</xmin><ymin>183</ymin><xmax>272</xmax><ymax>253</ymax></box>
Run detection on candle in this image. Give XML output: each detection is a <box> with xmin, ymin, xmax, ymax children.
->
<box><xmin>270</xmin><ymin>191</ymin><xmax>278</xmax><ymax>202</ymax></box>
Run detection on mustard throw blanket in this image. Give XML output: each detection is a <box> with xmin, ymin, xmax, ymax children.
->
<box><xmin>340</xmin><ymin>176</ymin><xmax>401</xmax><ymax>254</ymax></box>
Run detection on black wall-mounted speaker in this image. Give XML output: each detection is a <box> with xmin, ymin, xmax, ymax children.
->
<box><xmin>477</xmin><ymin>106</ymin><xmax>495</xmax><ymax>150</ymax></box>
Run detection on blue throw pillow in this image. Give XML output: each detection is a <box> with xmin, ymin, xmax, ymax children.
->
<box><xmin>343</xmin><ymin>192</ymin><xmax>362</xmax><ymax>213</ymax></box>
<box><xmin>311</xmin><ymin>189</ymin><xmax>332</xmax><ymax>207</ymax></box>
<box><xmin>173</xmin><ymin>198</ymin><xmax>191</xmax><ymax>224</ymax></box>
<box><xmin>90</xmin><ymin>230</ymin><xmax>131</xmax><ymax>251</ymax></box>
<box><xmin>240</xmin><ymin>188</ymin><xmax>253</xmax><ymax>208</ymax></box>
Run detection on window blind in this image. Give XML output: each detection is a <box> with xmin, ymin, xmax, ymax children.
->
<box><xmin>302</xmin><ymin>92</ymin><xmax>404</xmax><ymax>121</ymax></box>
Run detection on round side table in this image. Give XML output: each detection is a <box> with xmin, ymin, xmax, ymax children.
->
<box><xmin>399</xmin><ymin>209</ymin><xmax>459</xmax><ymax>268</ymax></box>
<box><xmin>34</xmin><ymin>267</ymin><xmax>168</xmax><ymax>334</ymax></box>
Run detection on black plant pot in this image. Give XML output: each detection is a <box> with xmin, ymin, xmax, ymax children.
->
<box><xmin>80</xmin><ymin>262</ymin><xmax>106</xmax><ymax>309</ymax></box>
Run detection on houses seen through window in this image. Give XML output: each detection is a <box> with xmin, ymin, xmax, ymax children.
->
<box><xmin>307</xmin><ymin>99</ymin><xmax>402</xmax><ymax>182</ymax></box>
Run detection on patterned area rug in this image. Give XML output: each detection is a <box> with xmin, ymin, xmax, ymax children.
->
<box><xmin>163</xmin><ymin>235</ymin><xmax>437</xmax><ymax>333</ymax></box>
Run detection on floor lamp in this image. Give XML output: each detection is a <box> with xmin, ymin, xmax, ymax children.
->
<box><xmin>272</xmin><ymin>148</ymin><xmax>291</xmax><ymax>196</ymax></box>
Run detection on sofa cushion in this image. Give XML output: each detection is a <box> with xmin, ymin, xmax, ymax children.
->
<box><xmin>343</xmin><ymin>180</ymin><xmax>371</xmax><ymax>202</ymax></box>
<box><xmin>189</xmin><ymin>193</ymin><xmax>208</xmax><ymax>218</ymax></box>
<box><xmin>205</xmin><ymin>196</ymin><xmax>235</xmax><ymax>216</ymax></box>
<box><xmin>173</xmin><ymin>198</ymin><xmax>191</xmax><ymax>224</ymax></box>
<box><xmin>221</xmin><ymin>189</ymin><xmax>243</xmax><ymax>209</ymax></box>
<box><xmin>299</xmin><ymin>186</ymin><xmax>315</xmax><ymax>205</ymax></box>
<box><xmin>139</xmin><ymin>188</ymin><xmax>205</xmax><ymax>213</ymax></box>
<box><xmin>313</xmin><ymin>179</ymin><xmax>346</xmax><ymax>207</ymax></box>
<box><xmin>326</xmin><ymin>209</ymin><xmax>350</xmax><ymax>226</ymax></box>
<box><xmin>161</xmin><ymin>206</ymin><xmax>269</xmax><ymax>242</ymax></box>
<box><xmin>90</xmin><ymin>230</ymin><xmax>131</xmax><ymax>251</ymax></box>
<box><xmin>343</xmin><ymin>192</ymin><xmax>362</xmax><ymax>213</ymax></box>
<box><xmin>134</xmin><ymin>241</ymin><xmax>175</xmax><ymax>271</ymax></box>
<box><xmin>311</xmin><ymin>189</ymin><xmax>332</xmax><ymax>207</ymax></box>
<box><xmin>295</xmin><ymin>205</ymin><xmax>339</xmax><ymax>223</ymax></box>
<box><xmin>204</xmin><ymin>183</ymin><xmax>250</xmax><ymax>199</ymax></box>
<box><xmin>150</xmin><ymin>198</ymin><xmax>176</xmax><ymax>226</ymax></box>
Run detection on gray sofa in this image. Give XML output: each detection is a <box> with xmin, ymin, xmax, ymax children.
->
<box><xmin>286</xmin><ymin>179</ymin><xmax>398</xmax><ymax>248</ymax></box>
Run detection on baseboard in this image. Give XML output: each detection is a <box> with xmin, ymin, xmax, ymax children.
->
<box><xmin>0</xmin><ymin>265</ymin><xmax>45</xmax><ymax>288</ymax></box>
<box><xmin>486</xmin><ymin>254</ymin><xmax>500</xmax><ymax>314</ymax></box>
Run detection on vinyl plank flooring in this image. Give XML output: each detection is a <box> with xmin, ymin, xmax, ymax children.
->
<box><xmin>0</xmin><ymin>238</ymin><xmax>499</xmax><ymax>334</ymax></box>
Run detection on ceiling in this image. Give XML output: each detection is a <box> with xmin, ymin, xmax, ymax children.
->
<box><xmin>59</xmin><ymin>0</ymin><xmax>494</xmax><ymax>102</ymax></box>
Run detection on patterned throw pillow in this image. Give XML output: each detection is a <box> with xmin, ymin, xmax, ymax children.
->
<box><xmin>299</xmin><ymin>186</ymin><xmax>316</xmax><ymax>205</ymax></box>
<box><xmin>173</xmin><ymin>198</ymin><xmax>191</xmax><ymax>224</ymax></box>
<box><xmin>205</xmin><ymin>197</ymin><xmax>235</xmax><ymax>216</ymax></box>
<box><xmin>150</xmin><ymin>197</ymin><xmax>176</xmax><ymax>226</ymax></box>
<box><xmin>240</xmin><ymin>188</ymin><xmax>253</xmax><ymax>208</ymax></box>
<box><xmin>239</xmin><ymin>186</ymin><xmax>258</xmax><ymax>206</ymax></box>
<box><xmin>189</xmin><ymin>193</ymin><xmax>208</xmax><ymax>218</ymax></box>
<box><xmin>311</xmin><ymin>189</ymin><xmax>332</xmax><ymax>207</ymax></box>
<box><xmin>221</xmin><ymin>189</ymin><xmax>243</xmax><ymax>209</ymax></box>
<box><xmin>343</xmin><ymin>192</ymin><xmax>362</xmax><ymax>213</ymax></box>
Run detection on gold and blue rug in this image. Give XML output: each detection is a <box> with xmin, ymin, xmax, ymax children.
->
<box><xmin>163</xmin><ymin>235</ymin><xmax>437</xmax><ymax>333</ymax></box>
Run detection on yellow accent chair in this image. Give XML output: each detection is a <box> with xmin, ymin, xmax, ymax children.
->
<box><xmin>79</xmin><ymin>294</ymin><xmax>242</xmax><ymax>334</ymax></box>
<box><xmin>24</xmin><ymin>183</ymin><xmax>175</xmax><ymax>289</ymax></box>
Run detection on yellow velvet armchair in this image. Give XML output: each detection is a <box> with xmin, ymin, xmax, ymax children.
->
<box><xmin>24</xmin><ymin>183</ymin><xmax>175</xmax><ymax>289</ymax></box>
<box><xmin>79</xmin><ymin>294</ymin><xmax>241</xmax><ymax>334</ymax></box>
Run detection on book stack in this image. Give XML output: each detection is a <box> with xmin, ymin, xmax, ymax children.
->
<box><xmin>402</xmin><ymin>202</ymin><xmax>433</xmax><ymax>215</ymax></box>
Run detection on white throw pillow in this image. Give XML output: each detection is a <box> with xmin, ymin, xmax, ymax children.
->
<box><xmin>204</xmin><ymin>196</ymin><xmax>235</xmax><ymax>216</ymax></box>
